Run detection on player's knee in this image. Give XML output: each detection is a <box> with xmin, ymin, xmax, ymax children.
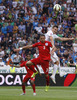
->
<box><xmin>26</xmin><ymin>61</ymin><xmax>33</xmax><ymax>66</ymax></box>
<box><xmin>31</xmin><ymin>80</ymin><xmax>34</xmax><ymax>85</ymax></box>
<box><xmin>45</xmin><ymin>74</ymin><xmax>49</xmax><ymax>77</ymax></box>
<box><xmin>26</xmin><ymin>61</ymin><xmax>30</xmax><ymax>66</ymax></box>
<box><xmin>26</xmin><ymin>62</ymin><xmax>29</xmax><ymax>66</ymax></box>
<box><xmin>22</xmin><ymin>82</ymin><xmax>25</xmax><ymax>85</ymax></box>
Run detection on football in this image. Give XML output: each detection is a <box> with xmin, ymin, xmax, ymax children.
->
<box><xmin>53</xmin><ymin>4</ymin><xmax>61</xmax><ymax>12</ymax></box>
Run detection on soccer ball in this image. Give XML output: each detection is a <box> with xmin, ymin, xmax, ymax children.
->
<box><xmin>53</xmin><ymin>4</ymin><xmax>61</xmax><ymax>12</ymax></box>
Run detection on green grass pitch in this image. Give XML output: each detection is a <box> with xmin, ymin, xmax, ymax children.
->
<box><xmin>0</xmin><ymin>86</ymin><xmax>77</xmax><ymax>100</ymax></box>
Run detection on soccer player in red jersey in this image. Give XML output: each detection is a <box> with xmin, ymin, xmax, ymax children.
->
<box><xmin>14</xmin><ymin>35</ymin><xmax>56</xmax><ymax>91</ymax></box>
<box><xmin>13</xmin><ymin>54</ymin><xmax>40</xmax><ymax>96</ymax></box>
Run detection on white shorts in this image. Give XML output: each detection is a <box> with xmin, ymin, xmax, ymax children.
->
<box><xmin>51</xmin><ymin>52</ymin><xmax>59</xmax><ymax>63</ymax></box>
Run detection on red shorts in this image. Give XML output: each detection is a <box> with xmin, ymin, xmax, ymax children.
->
<box><xmin>31</xmin><ymin>57</ymin><xmax>49</xmax><ymax>74</ymax></box>
<box><xmin>23</xmin><ymin>73</ymin><xmax>35</xmax><ymax>83</ymax></box>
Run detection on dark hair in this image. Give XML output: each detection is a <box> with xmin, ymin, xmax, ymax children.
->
<box><xmin>52</xmin><ymin>25</ymin><xmax>58</xmax><ymax>28</ymax></box>
<box><xmin>40</xmin><ymin>34</ymin><xmax>45</xmax><ymax>37</ymax></box>
<box><xmin>26</xmin><ymin>54</ymin><xmax>30</xmax><ymax>56</ymax></box>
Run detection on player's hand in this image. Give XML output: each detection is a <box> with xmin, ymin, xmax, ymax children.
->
<box><xmin>14</xmin><ymin>48</ymin><xmax>20</xmax><ymax>52</ymax></box>
<box><xmin>69</xmin><ymin>38</ymin><xmax>74</xmax><ymax>40</ymax></box>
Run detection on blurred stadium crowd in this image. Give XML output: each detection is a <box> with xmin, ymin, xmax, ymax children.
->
<box><xmin>0</xmin><ymin>0</ymin><xmax>77</xmax><ymax>67</ymax></box>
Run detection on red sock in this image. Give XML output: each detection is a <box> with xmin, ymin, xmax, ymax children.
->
<box><xmin>28</xmin><ymin>66</ymin><xmax>37</xmax><ymax>73</ymax></box>
<box><xmin>46</xmin><ymin>75</ymin><xmax>50</xmax><ymax>86</ymax></box>
<box><xmin>32</xmin><ymin>84</ymin><xmax>36</xmax><ymax>93</ymax></box>
<box><xmin>22</xmin><ymin>84</ymin><xmax>25</xmax><ymax>93</ymax></box>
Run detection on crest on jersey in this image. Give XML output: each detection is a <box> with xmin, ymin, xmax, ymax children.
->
<box><xmin>45</xmin><ymin>43</ymin><xmax>48</xmax><ymax>46</ymax></box>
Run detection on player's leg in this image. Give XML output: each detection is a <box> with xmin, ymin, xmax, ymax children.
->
<box><xmin>21</xmin><ymin>82</ymin><xmax>26</xmax><ymax>95</ymax></box>
<box><xmin>41</xmin><ymin>60</ymin><xmax>50</xmax><ymax>91</ymax></box>
<box><xmin>50</xmin><ymin>61</ymin><xmax>59</xmax><ymax>84</ymax></box>
<box><xmin>30</xmin><ymin>77</ymin><xmax>36</xmax><ymax>96</ymax></box>
<box><xmin>50</xmin><ymin>52</ymin><xmax>59</xmax><ymax>84</ymax></box>
<box><xmin>26</xmin><ymin>61</ymin><xmax>37</xmax><ymax>73</ymax></box>
<box><xmin>21</xmin><ymin>73</ymin><xmax>30</xmax><ymax>95</ymax></box>
<box><xmin>29</xmin><ymin>57</ymin><xmax>41</xmax><ymax>77</ymax></box>
<box><xmin>45</xmin><ymin>74</ymin><xmax>50</xmax><ymax>92</ymax></box>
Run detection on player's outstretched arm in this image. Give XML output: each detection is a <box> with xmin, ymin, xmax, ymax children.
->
<box><xmin>14</xmin><ymin>45</ymin><xmax>33</xmax><ymax>52</ymax></box>
<box><xmin>12</xmin><ymin>64</ymin><xmax>21</xmax><ymax>68</ymax></box>
<box><xmin>56</xmin><ymin>37</ymin><xmax>74</xmax><ymax>41</ymax></box>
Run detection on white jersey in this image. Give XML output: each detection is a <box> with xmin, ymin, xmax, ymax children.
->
<box><xmin>45</xmin><ymin>30</ymin><xmax>53</xmax><ymax>41</ymax></box>
<box><xmin>45</xmin><ymin>30</ymin><xmax>59</xmax><ymax>62</ymax></box>
<box><xmin>45</xmin><ymin>30</ymin><xmax>59</xmax><ymax>41</ymax></box>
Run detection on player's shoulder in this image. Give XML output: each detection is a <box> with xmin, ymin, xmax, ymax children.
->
<box><xmin>37</xmin><ymin>41</ymin><xmax>42</xmax><ymax>45</ymax></box>
<box><xmin>53</xmin><ymin>34</ymin><xmax>59</xmax><ymax>38</ymax></box>
<box><xmin>23</xmin><ymin>61</ymin><xmax>27</xmax><ymax>64</ymax></box>
<box><xmin>25</xmin><ymin>61</ymin><xmax>28</xmax><ymax>63</ymax></box>
<box><xmin>33</xmin><ymin>41</ymin><xmax>39</xmax><ymax>45</ymax></box>
<box><xmin>45</xmin><ymin>41</ymin><xmax>51</xmax><ymax>44</ymax></box>
<box><xmin>47</xmin><ymin>30</ymin><xmax>53</xmax><ymax>34</ymax></box>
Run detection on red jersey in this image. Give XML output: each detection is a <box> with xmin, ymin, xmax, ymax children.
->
<box><xmin>32</xmin><ymin>41</ymin><xmax>52</xmax><ymax>60</ymax></box>
<box><xmin>20</xmin><ymin>61</ymin><xmax>36</xmax><ymax>74</ymax></box>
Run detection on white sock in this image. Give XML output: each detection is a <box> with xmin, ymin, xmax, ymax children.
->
<box><xmin>51</xmin><ymin>64</ymin><xmax>58</xmax><ymax>78</ymax></box>
<box><xmin>58</xmin><ymin>63</ymin><xmax>60</xmax><ymax>73</ymax></box>
<box><xmin>58</xmin><ymin>62</ymin><xmax>64</xmax><ymax>77</ymax></box>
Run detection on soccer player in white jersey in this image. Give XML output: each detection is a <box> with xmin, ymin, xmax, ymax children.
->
<box><xmin>45</xmin><ymin>25</ymin><xmax>74</xmax><ymax>84</ymax></box>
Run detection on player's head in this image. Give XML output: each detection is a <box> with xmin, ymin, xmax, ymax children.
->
<box><xmin>40</xmin><ymin>35</ymin><xmax>45</xmax><ymax>43</ymax></box>
<box><xmin>52</xmin><ymin>25</ymin><xmax>58</xmax><ymax>33</ymax></box>
<box><xmin>26</xmin><ymin>54</ymin><xmax>31</xmax><ymax>61</ymax></box>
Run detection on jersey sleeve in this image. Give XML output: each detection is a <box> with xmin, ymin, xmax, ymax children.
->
<box><xmin>32</xmin><ymin>42</ymin><xmax>39</xmax><ymax>47</ymax></box>
<box><xmin>20</xmin><ymin>62</ymin><xmax>25</xmax><ymax>67</ymax></box>
<box><xmin>47</xmin><ymin>32</ymin><xmax>51</xmax><ymax>37</ymax></box>
<box><xmin>47</xmin><ymin>31</ymin><xmax>53</xmax><ymax>36</ymax></box>
<box><xmin>53</xmin><ymin>34</ymin><xmax>59</xmax><ymax>39</ymax></box>
<box><xmin>45</xmin><ymin>33</ymin><xmax>50</xmax><ymax>41</ymax></box>
<box><xmin>45</xmin><ymin>31</ymin><xmax>53</xmax><ymax>41</ymax></box>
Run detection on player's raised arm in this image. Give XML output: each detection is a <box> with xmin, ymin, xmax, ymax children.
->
<box><xmin>51</xmin><ymin>45</ymin><xmax>56</xmax><ymax>55</ymax></box>
<box><xmin>14</xmin><ymin>45</ymin><xmax>33</xmax><ymax>52</ymax></box>
<box><xmin>49</xmin><ymin>36</ymin><xmax>56</xmax><ymax>55</ymax></box>
<box><xmin>12</xmin><ymin>64</ymin><xmax>21</xmax><ymax>68</ymax></box>
<box><xmin>56</xmin><ymin>36</ymin><xmax>74</xmax><ymax>41</ymax></box>
<box><xmin>50</xmin><ymin>36</ymin><xmax>55</xmax><ymax>48</ymax></box>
